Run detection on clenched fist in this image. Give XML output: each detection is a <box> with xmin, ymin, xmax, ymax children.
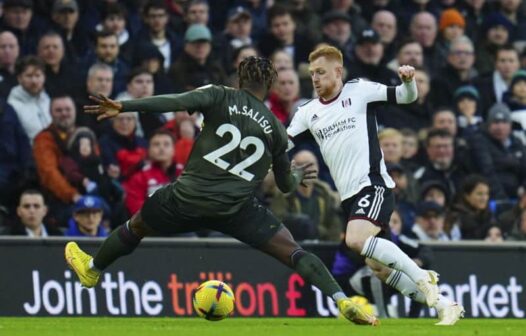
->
<box><xmin>398</xmin><ymin>65</ymin><xmax>415</xmax><ymax>83</ymax></box>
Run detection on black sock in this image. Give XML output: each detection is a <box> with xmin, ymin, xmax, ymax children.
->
<box><xmin>93</xmin><ymin>222</ymin><xmax>141</xmax><ymax>271</ymax></box>
<box><xmin>291</xmin><ymin>249</ymin><xmax>345</xmax><ymax>300</ymax></box>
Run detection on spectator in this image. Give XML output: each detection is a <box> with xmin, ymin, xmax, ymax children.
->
<box><xmin>0</xmin><ymin>31</ymin><xmax>20</xmax><ymax>97</ymax></box>
<box><xmin>266</xmin><ymin>68</ymin><xmax>303</xmax><ymax>124</ymax></box>
<box><xmin>470</xmin><ymin>103</ymin><xmax>526</xmax><ymax>200</ymax></box>
<box><xmin>37</xmin><ymin>31</ymin><xmax>77</xmax><ymax>96</ymax></box>
<box><xmin>33</xmin><ymin>95</ymin><xmax>82</xmax><ymax>209</ymax></box>
<box><xmin>50</xmin><ymin>0</ymin><xmax>91</xmax><ymax>63</ymax></box>
<box><xmin>411</xmin><ymin>201</ymin><xmax>450</xmax><ymax>241</ymax></box>
<box><xmin>503</xmin><ymin>69</ymin><xmax>526</xmax><ymax>130</ymax></box>
<box><xmin>258</xmin><ymin>5</ymin><xmax>315</xmax><ymax>68</ymax></box>
<box><xmin>117</xmin><ymin>68</ymin><xmax>161</xmax><ymax>138</ymax></box>
<box><xmin>347</xmin><ymin>28</ymin><xmax>399</xmax><ymax>85</ymax></box>
<box><xmin>286</xmin><ymin>0</ymin><xmax>322</xmax><ymax>42</ymax></box>
<box><xmin>123</xmin><ymin>130</ymin><xmax>180</xmax><ymax>215</ymax></box>
<box><xmin>400</xmin><ymin>128</ymin><xmax>421</xmax><ymax>172</ymax></box>
<box><xmin>0</xmin><ymin>98</ymin><xmax>34</xmax><ymax>215</ymax></box>
<box><xmin>409</xmin><ymin>12</ymin><xmax>442</xmax><ymax>76</ymax></box>
<box><xmin>463</xmin><ymin>0</ymin><xmax>492</xmax><ymax>42</ymax></box>
<box><xmin>132</xmin><ymin>42</ymin><xmax>174</xmax><ymax>95</ymax></box>
<box><xmin>420</xmin><ymin>180</ymin><xmax>450</xmax><ymax>207</ymax></box>
<box><xmin>321</xmin><ymin>10</ymin><xmax>353</xmax><ymax>66</ymax></box>
<box><xmin>431</xmin><ymin>107</ymin><xmax>474</xmax><ymax>172</ymax></box>
<box><xmin>169</xmin><ymin>24</ymin><xmax>226</xmax><ymax>91</ymax></box>
<box><xmin>453</xmin><ymin>85</ymin><xmax>483</xmax><ymax>135</ymax></box>
<box><xmin>174</xmin><ymin>117</ymin><xmax>195</xmax><ymax>167</ymax></box>
<box><xmin>84</xmin><ymin>31</ymin><xmax>129</xmax><ymax>96</ymax></box>
<box><xmin>507</xmin><ymin>208</ymin><xmax>526</xmax><ymax>241</ymax></box>
<box><xmin>60</xmin><ymin>127</ymin><xmax>123</xmax><ymax>206</ymax></box>
<box><xmin>136</xmin><ymin>0</ymin><xmax>181</xmax><ymax>72</ymax></box>
<box><xmin>0</xmin><ymin>0</ymin><xmax>42</xmax><ymax>55</ymax></box>
<box><xmin>225</xmin><ymin>45</ymin><xmax>258</xmax><ymax>87</ymax></box>
<box><xmin>497</xmin><ymin>0</ymin><xmax>526</xmax><ymax>42</ymax></box>
<box><xmin>99</xmin><ymin>112</ymin><xmax>148</xmax><ymax>181</ymax></box>
<box><xmin>475</xmin><ymin>45</ymin><xmax>520</xmax><ymax>116</ymax></box>
<box><xmin>5</xmin><ymin>189</ymin><xmax>62</xmax><ymax>237</ymax></box>
<box><xmin>75</xmin><ymin>63</ymin><xmax>114</xmax><ymax>135</ymax></box>
<box><xmin>415</xmin><ymin>128</ymin><xmax>468</xmax><ymax>198</ymax></box>
<box><xmin>65</xmin><ymin>196</ymin><xmax>108</xmax><ymax>237</ymax></box>
<box><xmin>371</xmin><ymin>10</ymin><xmax>398</xmax><ymax>63</ymax></box>
<box><xmin>185</xmin><ymin>0</ymin><xmax>210</xmax><ymax>27</ymax></box>
<box><xmin>98</xmin><ymin>3</ymin><xmax>132</xmax><ymax>64</ymax></box>
<box><xmin>7</xmin><ymin>56</ymin><xmax>51</xmax><ymax>144</ymax></box>
<box><xmin>329</xmin><ymin>0</ymin><xmax>367</xmax><ymax>37</ymax></box>
<box><xmin>269</xmin><ymin>150</ymin><xmax>343</xmax><ymax>242</ymax></box>
<box><xmin>429</xmin><ymin>36</ymin><xmax>478</xmax><ymax>109</ymax></box>
<box><xmin>475</xmin><ymin>13</ymin><xmax>514</xmax><ymax>76</ymax></box>
<box><xmin>437</xmin><ymin>8</ymin><xmax>465</xmax><ymax>57</ymax></box>
<box><xmin>387</xmin><ymin>38</ymin><xmax>424</xmax><ymax>73</ymax></box>
<box><xmin>214</xmin><ymin>6</ymin><xmax>253</xmax><ymax>72</ymax></box>
<box><xmin>498</xmin><ymin>182</ymin><xmax>526</xmax><ymax>235</ymax></box>
<box><xmin>387</xmin><ymin>161</ymin><xmax>416</xmax><ymax>230</ymax></box>
<box><xmin>485</xmin><ymin>226</ymin><xmax>504</xmax><ymax>243</ymax></box>
<box><xmin>445</xmin><ymin>175</ymin><xmax>494</xmax><ymax>240</ymax></box>
<box><xmin>234</xmin><ymin>0</ymin><xmax>267</xmax><ymax>41</ymax></box>
<box><xmin>270</xmin><ymin>48</ymin><xmax>294</xmax><ymax>71</ymax></box>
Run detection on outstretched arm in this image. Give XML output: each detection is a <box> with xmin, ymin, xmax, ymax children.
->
<box><xmin>85</xmin><ymin>85</ymin><xmax>220</xmax><ymax>121</ymax></box>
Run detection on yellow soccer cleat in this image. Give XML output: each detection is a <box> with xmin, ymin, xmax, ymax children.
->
<box><xmin>65</xmin><ymin>242</ymin><xmax>100</xmax><ymax>288</ymax></box>
<box><xmin>337</xmin><ymin>298</ymin><xmax>380</xmax><ymax>326</ymax></box>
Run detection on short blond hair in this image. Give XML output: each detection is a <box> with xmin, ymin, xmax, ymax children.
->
<box><xmin>378</xmin><ymin>128</ymin><xmax>403</xmax><ymax>142</ymax></box>
<box><xmin>309</xmin><ymin>46</ymin><xmax>343</xmax><ymax>64</ymax></box>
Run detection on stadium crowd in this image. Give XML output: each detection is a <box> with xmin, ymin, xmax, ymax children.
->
<box><xmin>1</xmin><ymin>0</ymin><xmax>526</xmax><ymax>244</ymax></box>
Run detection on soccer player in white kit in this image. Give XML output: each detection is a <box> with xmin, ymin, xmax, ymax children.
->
<box><xmin>287</xmin><ymin>46</ymin><xmax>464</xmax><ymax>325</ymax></box>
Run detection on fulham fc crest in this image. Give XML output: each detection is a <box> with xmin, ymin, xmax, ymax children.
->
<box><xmin>341</xmin><ymin>98</ymin><xmax>352</xmax><ymax>108</ymax></box>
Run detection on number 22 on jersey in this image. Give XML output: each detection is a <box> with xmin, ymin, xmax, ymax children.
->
<box><xmin>203</xmin><ymin>123</ymin><xmax>265</xmax><ymax>181</ymax></box>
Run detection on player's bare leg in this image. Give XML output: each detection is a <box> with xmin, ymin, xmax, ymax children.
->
<box><xmin>65</xmin><ymin>211</ymin><xmax>153</xmax><ymax>288</ymax></box>
<box><xmin>345</xmin><ymin>219</ymin><xmax>439</xmax><ymax>307</ymax></box>
<box><xmin>366</xmin><ymin>259</ymin><xmax>464</xmax><ymax>325</ymax></box>
<box><xmin>259</xmin><ymin>226</ymin><xmax>378</xmax><ymax>326</ymax></box>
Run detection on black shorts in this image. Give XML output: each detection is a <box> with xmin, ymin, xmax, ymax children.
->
<box><xmin>141</xmin><ymin>186</ymin><xmax>283</xmax><ymax>247</ymax></box>
<box><xmin>341</xmin><ymin>185</ymin><xmax>395</xmax><ymax>231</ymax></box>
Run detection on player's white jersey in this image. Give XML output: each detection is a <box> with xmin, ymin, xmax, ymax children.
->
<box><xmin>287</xmin><ymin>79</ymin><xmax>395</xmax><ymax>201</ymax></box>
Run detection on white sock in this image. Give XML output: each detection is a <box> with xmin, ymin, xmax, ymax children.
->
<box><xmin>386</xmin><ymin>270</ymin><xmax>452</xmax><ymax>309</ymax></box>
<box><xmin>361</xmin><ymin>236</ymin><xmax>427</xmax><ymax>283</ymax></box>
<box><xmin>332</xmin><ymin>292</ymin><xmax>347</xmax><ymax>302</ymax></box>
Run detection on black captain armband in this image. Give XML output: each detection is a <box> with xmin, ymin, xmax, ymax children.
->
<box><xmin>387</xmin><ymin>86</ymin><xmax>396</xmax><ymax>103</ymax></box>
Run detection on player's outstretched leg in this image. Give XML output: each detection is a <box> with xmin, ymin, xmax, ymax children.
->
<box><xmin>259</xmin><ymin>227</ymin><xmax>379</xmax><ymax>326</ymax></box>
<box><xmin>367</xmin><ymin>259</ymin><xmax>464</xmax><ymax>325</ymax></box>
<box><xmin>65</xmin><ymin>211</ymin><xmax>153</xmax><ymax>288</ymax></box>
<box><xmin>346</xmin><ymin>219</ymin><xmax>440</xmax><ymax>307</ymax></box>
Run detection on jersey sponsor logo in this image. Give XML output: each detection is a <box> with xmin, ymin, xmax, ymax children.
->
<box><xmin>313</xmin><ymin>117</ymin><xmax>357</xmax><ymax>141</ymax></box>
<box><xmin>228</xmin><ymin>105</ymin><xmax>272</xmax><ymax>134</ymax></box>
<box><xmin>341</xmin><ymin>98</ymin><xmax>352</xmax><ymax>108</ymax></box>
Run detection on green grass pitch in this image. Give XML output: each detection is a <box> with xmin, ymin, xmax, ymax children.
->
<box><xmin>1</xmin><ymin>318</ymin><xmax>524</xmax><ymax>336</ymax></box>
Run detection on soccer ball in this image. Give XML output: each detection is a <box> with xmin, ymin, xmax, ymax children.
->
<box><xmin>349</xmin><ymin>295</ymin><xmax>375</xmax><ymax>316</ymax></box>
<box><xmin>193</xmin><ymin>280</ymin><xmax>235</xmax><ymax>321</ymax></box>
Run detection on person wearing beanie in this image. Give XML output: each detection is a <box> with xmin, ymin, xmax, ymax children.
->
<box><xmin>469</xmin><ymin>102</ymin><xmax>526</xmax><ymax>200</ymax></box>
<box><xmin>503</xmin><ymin>69</ymin><xmax>526</xmax><ymax>130</ymax></box>
<box><xmin>439</xmin><ymin>9</ymin><xmax>466</xmax><ymax>43</ymax></box>
<box><xmin>475</xmin><ymin>13</ymin><xmax>514</xmax><ymax>74</ymax></box>
<box><xmin>454</xmin><ymin>85</ymin><xmax>483</xmax><ymax>134</ymax></box>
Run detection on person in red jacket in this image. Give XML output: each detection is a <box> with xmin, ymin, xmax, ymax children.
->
<box><xmin>123</xmin><ymin>130</ymin><xmax>180</xmax><ymax>215</ymax></box>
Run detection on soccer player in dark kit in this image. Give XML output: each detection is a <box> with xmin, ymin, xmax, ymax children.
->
<box><xmin>65</xmin><ymin>56</ymin><xmax>378</xmax><ymax>325</ymax></box>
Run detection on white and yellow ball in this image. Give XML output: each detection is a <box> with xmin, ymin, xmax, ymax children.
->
<box><xmin>193</xmin><ymin>280</ymin><xmax>235</xmax><ymax>321</ymax></box>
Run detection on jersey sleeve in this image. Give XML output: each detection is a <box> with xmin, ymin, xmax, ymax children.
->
<box><xmin>358</xmin><ymin>79</ymin><xmax>396</xmax><ymax>104</ymax></box>
<box><xmin>121</xmin><ymin>84</ymin><xmax>224</xmax><ymax>115</ymax></box>
<box><xmin>286</xmin><ymin>108</ymin><xmax>309</xmax><ymax>151</ymax></box>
